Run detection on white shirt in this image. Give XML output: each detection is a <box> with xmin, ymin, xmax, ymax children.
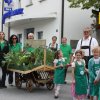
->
<box><xmin>53</xmin><ymin>58</ymin><xmax>65</xmax><ymax>64</ymax></box>
<box><xmin>95</xmin><ymin>70</ymin><xmax>100</xmax><ymax>81</ymax></box>
<box><xmin>74</xmin><ymin>36</ymin><xmax>98</xmax><ymax>56</ymax></box>
<box><xmin>71</xmin><ymin>59</ymin><xmax>85</xmax><ymax>68</ymax></box>
<box><xmin>94</xmin><ymin>58</ymin><xmax>100</xmax><ymax>64</ymax></box>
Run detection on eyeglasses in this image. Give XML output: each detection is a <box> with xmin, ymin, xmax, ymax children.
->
<box><xmin>84</xmin><ymin>31</ymin><xmax>89</xmax><ymax>33</ymax></box>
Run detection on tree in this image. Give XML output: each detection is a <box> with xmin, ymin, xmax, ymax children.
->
<box><xmin>67</xmin><ymin>0</ymin><xmax>100</xmax><ymax>9</ymax></box>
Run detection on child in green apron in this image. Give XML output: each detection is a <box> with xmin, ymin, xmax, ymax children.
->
<box><xmin>94</xmin><ymin>70</ymin><xmax>100</xmax><ymax>100</ymax></box>
<box><xmin>88</xmin><ymin>46</ymin><xmax>100</xmax><ymax>100</ymax></box>
<box><xmin>53</xmin><ymin>50</ymin><xmax>66</xmax><ymax>99</ymax></box>
<box><xmin>72</xmin><ymin>50</ymin><xmax>88</xmax><ymax>100</ymax></box>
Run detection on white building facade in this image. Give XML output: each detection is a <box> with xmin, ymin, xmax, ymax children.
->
<box><xmin>1</xmin><ymin>0</ymin><xmax>94</xmax><ymax>48</ymax></box>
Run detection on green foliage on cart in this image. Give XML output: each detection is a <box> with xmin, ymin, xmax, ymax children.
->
<box><xmin>33</xmin><ymin>47</ymin><xmax>55</xmax><ymax>66</ymax></box>
<box><xmin>3</xmin><ymin>47</ymin><xmax>55</xmax><ymax>71</ymax></box>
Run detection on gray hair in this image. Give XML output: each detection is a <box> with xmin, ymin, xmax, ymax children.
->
<box><xmin>28</xmin><ymin>33</ymin><xmax>34</xmax><ymax>37</ymax></box>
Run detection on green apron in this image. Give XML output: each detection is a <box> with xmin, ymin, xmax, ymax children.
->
<box><xmin>90</xmin><ymin>61</ymin><xmax>100</xmax><ymax>96</ymax></box>
<box><xmin>98</xmin><ymin>87</ymin><xmax>100</xmax><ymax>100</ymax></box>
<box><xmin>54</xmin><ymin>60</ymin><xmax>65</xmax><ymax>84</ymax></box>
<box><xmin>74</xmin><ymin>61</ymin><xmax>87</xmax><ymax>95</ymax></box>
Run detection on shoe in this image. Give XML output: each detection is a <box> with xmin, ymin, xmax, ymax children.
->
<box><xmin>87</xmin><ymin>95</ymin><xmax>90</xmax><ymax>99</ymax></box>
<box><xmin>64</xmin><ymin>81</ymin><xmax>67</xmax><ymax>84</ymax></box>
<box><xmin>0</xmin><ymin>86</ymin><xmax>3</xmax><ymax>89</ymax></box>
<box><xmin>9</xmin><ymin>83</ymin><xmax>13</xmax><ymax>86</ymax></box>
<box><xmin>1</xmin><ymin>85</ymin><xmax>7</xmax><ymax>88</ymax></box>
<box><xmin>54</xmin><ymin>95</ymin><xmax>59</xmax><ymax>99</ymax></box>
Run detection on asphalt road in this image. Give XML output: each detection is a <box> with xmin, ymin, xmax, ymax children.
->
<box><xmin>0</xmin><ymin>84</ymin><xmax>72</xmax><ymax>100</ymax></box>
<box><xmin>0</xmin><ymin>70</ymin><xmax>72</xmax><ymax>100</ymax></box>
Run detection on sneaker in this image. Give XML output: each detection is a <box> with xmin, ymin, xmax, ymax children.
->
<box><xmin>64</xmin><ymin>81</ymin><xmax>67</xmax><ymax>84</ymax></box>
<box><xmin>54</xmin><ymin>95</ymin><xmax>59</xmax><ymax>99</ymax></box>
<box><xmin>87</xmin><ymin>95</ymin><xmax>90</xmax><ymax>99</ymax></box>
<box><xmin>9</xmin><ymin>83</ymin><xmax>13</xmax><ymax>86</ymax></box>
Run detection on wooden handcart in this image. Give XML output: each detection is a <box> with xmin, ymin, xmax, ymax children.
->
<box><xmin>8</xmin><ymin>65</ymin><xmax>55</xmax><ymax>92</ymax></box>
<box><xmin>7</xmin><ymin>40</ymin><xmax>55</xmax><ymax>92</ymax></box>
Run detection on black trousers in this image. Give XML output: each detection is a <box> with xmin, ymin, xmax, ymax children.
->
<box><xmin>64</xmin><ymin>67</ymin><xmax>68</xmax><ymax>81</ymax></box>
<box><xmin>0</xmin><ymin>61</ymin><xmax>7</xmax><ymax>86</ymax></box>
<box><xmin>83</xmin><ymin>56</ymin><xmax>93</xmax><ymax>69</ymax></box>
<box><xmin>83</xmin><ymin>56</ymin><xmax>93</xmax><ymax>82</ymax></box>
<box><xmin>8</xmin><ymin>71</ymin><xmax>13</xmax><ymax>84</ymax></box>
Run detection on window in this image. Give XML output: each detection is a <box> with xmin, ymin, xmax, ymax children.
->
<box><xmin>25</xmin><ymin>28</ymin><xmax>34</xmax><ymax>39</ymax></box>
<box><xmin>18</xmin><ymin>0</ymin><xmax>21</xmax><ymax>8</ymax></box>
<box><xmin>26</xmin><ymin>0</ymin><xmax>33</xmax><ymax>7</ymax></box>
<box><xmin>37</xmin><ymin>31</ymin><xmax>43</xmax><ymax>39</ymax></box>
<box><xmin>70</xmin><ymin>40</ymin><xmax>78</xmax><ymax>49</ymax></box>
<box><xmin>18</xmin><ymin>34</ymin><xmax>22</xmax><ymax>43</ymax></box>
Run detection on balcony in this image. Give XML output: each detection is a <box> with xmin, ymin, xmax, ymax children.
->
<box><xmin>4</xmin><ymin>12</ymin><xmax>57</xmax><ymax>26</ymax></box>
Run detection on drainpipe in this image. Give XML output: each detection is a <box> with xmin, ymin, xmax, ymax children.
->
<box><xmin>1</xmin><ymin>0</ymin><xmax>4</xmax><ymax>31</ymax></box>
<box><xmin>61</xmin><ymin>0</ymin><xmax>64</xmax><ymax>40</ymax></box>
<box><xmin>8</xmin><ymin>22</ymin><xmax>10</xmax><ymax>40</ymax></box>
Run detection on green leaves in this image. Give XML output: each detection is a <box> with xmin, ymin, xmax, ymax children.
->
<box><xmin>67</xmin><ymin>0</ymin><xmax>100</xmax><ymax>9</ymax></box>
<box><xmin>4</xmin><ymin>47</ymin><xmax>54</xmax><ymax>71</ymax></box>
<box><xmin>33</xmin><ymin>47</ymin><xmax>54</xmax><ymax>66</ymax></box>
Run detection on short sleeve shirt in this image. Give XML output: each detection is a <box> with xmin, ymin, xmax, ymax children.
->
<box><xmin>10</xmin><ymin>43</ymin><xmax>21</xmax><ymax>52</ymax></box>
<box><xmin>72</xmin><ymin>59</ymin><xmax>85</xmax><ymax>68</ymax></box>
<box><xmin>53</xmin><ymin>58</ymin><xmax>66</xmax><ymax>67</ymax></box>
<box><xmin>74</xmin><ymin>36</ymin><xmax>98</xmax><ymax>56</ymax></box>
<box><xmin>60</xmin><ymin>44</ymin><xmax>72</xmax><ymax>64</ymax></box>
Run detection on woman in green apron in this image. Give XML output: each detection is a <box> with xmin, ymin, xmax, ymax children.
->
<box><xmin>72</xmin><ymin>50</ymin><xmax>88</xmax><ymax>100</ymax></box>
<box><xmin>8</xmin><ymin>34</ymin><xmax>21</xmax><ymax>86</ymax></box>
<box><xmin>0</xmin><ymin>31</ymin><xmax>9</xmax><ymax>88</ymax></box>
<box><xmin>88</xmin><ymin>47</ymin><xmax>100</xmax><ymax>100</ymax></box>
<box><xmin>53</xmin><ymin>50</ymin><xmax>66</xmax><ymax>98</ymax></box>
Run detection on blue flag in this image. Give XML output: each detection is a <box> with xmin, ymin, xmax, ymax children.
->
<box><xmin>4</xmin><ymin>0</ymin><xmax>12</xmax><ymax>5</ymax></box>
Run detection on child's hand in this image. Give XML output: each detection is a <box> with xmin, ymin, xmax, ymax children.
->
<box><xmin>85</xmin><ymin>68</ymin><xmax>88</xmax><ymax>73</ymax></box>
<box><xmin>66</xmin><ymin>64</ymin><xmax>72</xmax><ymax>68</ymax></box>
<box><xmin>94</xmin><ymin>80</ymin><xmax>99</xmax><ymax>84</ymax></box>
<box><xmin>72</xmin><ymin>79</ymin><xmax>75</xmax><ymax>84</ymax></box>
<box><xmin>60</xmin><ymin>64</ymin><xmax>63</xmax><ymax>67</ymax></box>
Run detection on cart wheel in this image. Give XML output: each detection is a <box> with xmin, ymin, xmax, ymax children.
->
<box><xmin>15</xmin><ymin>77</ymin><xmax>22</xmax><ymax>89</ymax></box>
<box><xmin>46</xmin><ymin>81</ymin><xmax>54</xmax><ymax>90</ymax></box>
<box><xmin>26</xmin><ymin>79</ymin><xmax>33</xmax><ymax>92</ymax></box>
